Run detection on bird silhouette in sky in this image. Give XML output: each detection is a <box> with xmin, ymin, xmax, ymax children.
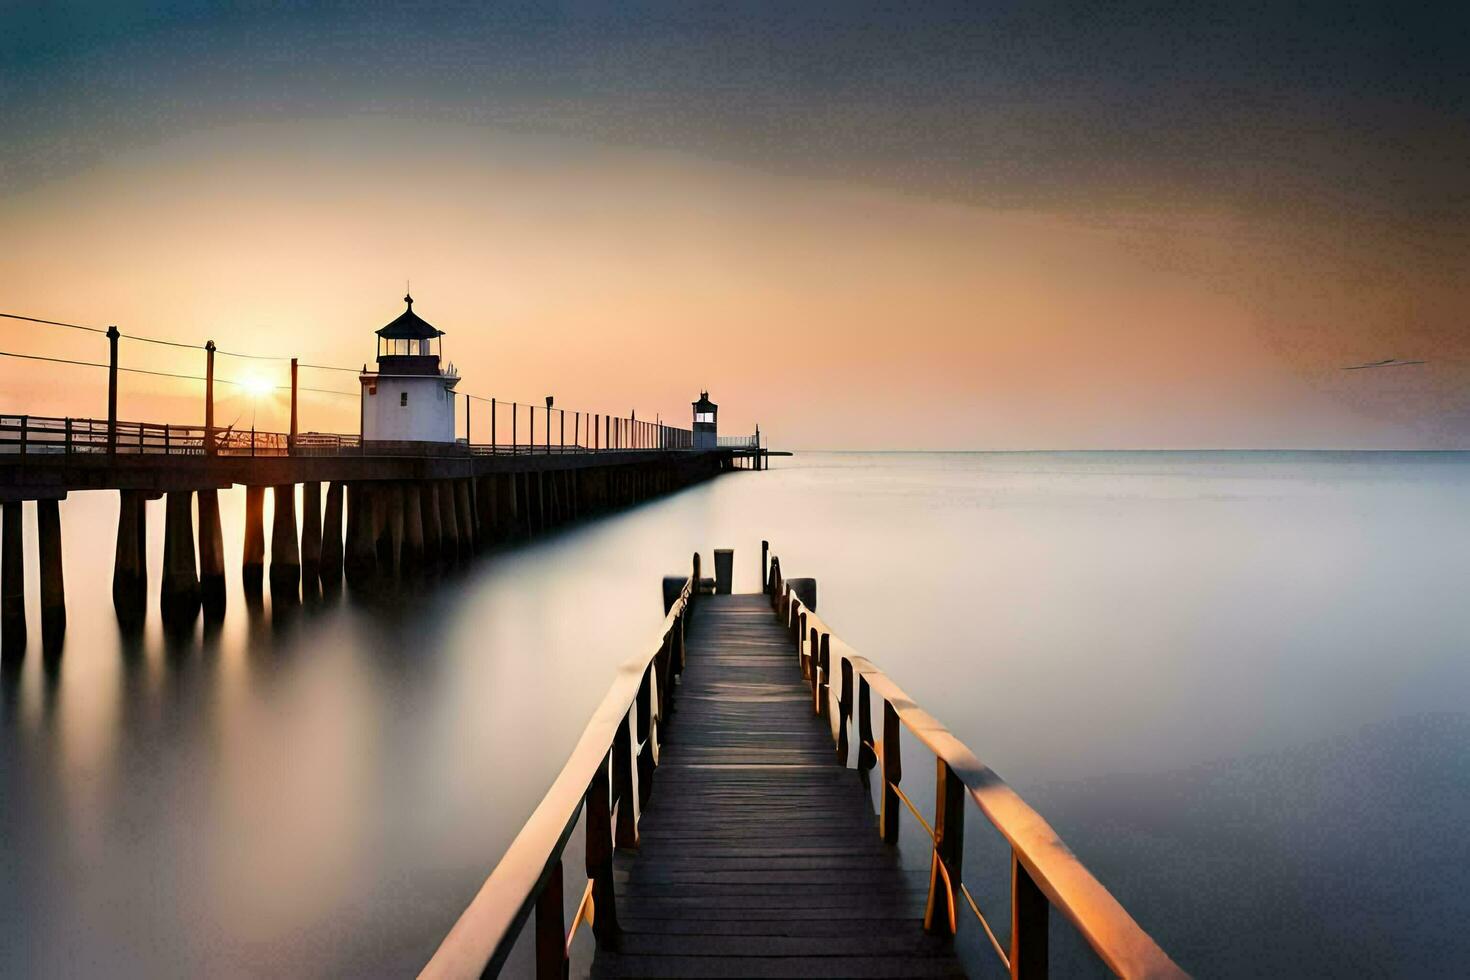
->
<box><xmin>1342</xmin><ymin>358</ymin><xmax>1427</xmax><ymax>370</ymax></box>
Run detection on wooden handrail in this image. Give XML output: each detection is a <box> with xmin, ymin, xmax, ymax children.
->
<box><xmin>0</xmin><ymin>412</ymin><xmax>709</xmax><ymax>458</ymax></box>
<box><xmin>421</xmin><ymin>559</ymin><xmax>697</xmax><ymax>978</ymax></box>
<box><xmin>768</xmin><ymin>546</ymin><xmax>1186</xmax><ymax>980</ymax></box>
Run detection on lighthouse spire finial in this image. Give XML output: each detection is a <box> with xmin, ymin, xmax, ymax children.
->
<box><xmin>404</xmin><ymin>280</ymin><xmax>413</xmax><ymax>309</ymax></box>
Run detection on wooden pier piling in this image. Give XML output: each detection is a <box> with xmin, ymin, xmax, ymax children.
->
<box><xmin>300</xmin><ymin>481</ymin><xmax>322</xmax><ymax>582</ymax></box>
<box><xmin>197</xmin><ymin>488</ymin><xmax>226</xmax><ymax>617</ymax></box>
<box><xmin>454</xmin><ymin>480</ymin><xmax>474</xmax><ymax>554</ymax></box>
<box><xmin>112</xmin><ymin>489</ymin><xmax>148</xmax><ymax>626</ymax></box>
<box><xmin>386</xmin><ymin>483</ymin><xmax>405</xmax><ymax>578</ymax></box>
<box><xmin>270</xmin><ymin>484</ymin><xmax>300</xmax><ymax>593</ymax></box>
<box><xmin>320</xmin><ymin>481</ymin><xmax>344</xmax><ymax>583</ymax></box>
<box><xmin>438</xmin><ymin>482</ymin><xmax>460</xmax><ymax>564</ymax></box>
<box><xmin>37</xmin><ymin>498</ymin><xmax>65</xmax><ymax>649</ymax></box>
<box><xmin>403</xmin><ymin>483</ymin><xmax>425</xmax><ymax>571</ymax></box>
<box><xmin>160</xmin><ymin>490</ymin><xmax>200</xmax><ymax>625</ymax></box>
<box><xmin>242</xmin><ymin>485</ymin><xmax>265</xmax><ymax>593</ymax></box>
<box><xmin>420</xmin><ymin>480</ymin><xmax>442</xmax><ymax>566</ymax></box>
<box><xmin>1</xmin><ymin>501</ymin><xmax>25</xmax><ymax>654</ymax></box>
<box><xmin>345</xmin><ymin>482</ymin><xmax>376</xmax><ymax>585</ymax></box>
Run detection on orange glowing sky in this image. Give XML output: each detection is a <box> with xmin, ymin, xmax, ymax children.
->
<box><xmin>2</xmin><ymin>6</ymin><xmax>1467</xmax><ymax>448</ymax></box>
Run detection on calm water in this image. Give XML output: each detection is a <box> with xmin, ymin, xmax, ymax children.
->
<box><xmin>1</xmin><ymin>452</ymin><xmax>1467</xmax><ymax>976</ymax></box>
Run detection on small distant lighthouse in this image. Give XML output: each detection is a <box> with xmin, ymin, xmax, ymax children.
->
<box><xmin>360</xmin><ymin>292</ymin><xmax>460</xmax><ymax>444</ymax></box>
<box><xmin>692</xmin><ymin>391</ymin><xmax>718</xmax><ymax>449</ymax></box>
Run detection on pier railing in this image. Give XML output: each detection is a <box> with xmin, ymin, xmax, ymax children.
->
<box><xmin>767</xmin><ymin>546</ymin><xmax>1185</xmax><ymax>979</ymax></box>
<box><xmin>0</xmin><ymin>413</ymin><xmax>719</xmax><ymax>459</ymax></box>
<box><xmin>421</xmin><ymin>556</ymin><xmax>700</xmax><ymax>978</ymax></box>
<box><xmin>0</xmin><ymin>415</ymin><xmax>290</xmax><ymax>456</ymax></box>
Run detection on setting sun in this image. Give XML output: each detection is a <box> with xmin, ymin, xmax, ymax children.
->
<box><xmin>236</xmin><ymin>372</ymin><xmax>277</xmax><ymax>400</ymax></box>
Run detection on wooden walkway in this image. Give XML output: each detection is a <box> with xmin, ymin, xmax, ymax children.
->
<box><xmin>592</xmin><ymin>593</ymin><xmax>963</xmax><ymax>978</ymax></box>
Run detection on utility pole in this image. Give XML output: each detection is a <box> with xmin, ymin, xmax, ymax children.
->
<box><xmin>106</xmin><ymin>325</ymin><xmax>119</xmax><ymax>455</ymax></box>
<box><xmin>289</xmin><ymin>357</ymin><xmax>298</xmax><ymax>451</ymax></box>
<box><xmin>205</xmin><ymin>340</ymin><xmax>216</xmax><ymax>455</ymax></box>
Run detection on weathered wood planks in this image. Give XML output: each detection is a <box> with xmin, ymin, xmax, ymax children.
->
<box><xmin>591</xmin><ymin>593</ymin><xmax>964</xmax><ymax>979</ymax></box>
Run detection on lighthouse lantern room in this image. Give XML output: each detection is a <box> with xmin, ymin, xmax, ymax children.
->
<box><xmin>360</xmin><ymin>293</ymin><xmax>460</xmax><ymax>444</ymax></box>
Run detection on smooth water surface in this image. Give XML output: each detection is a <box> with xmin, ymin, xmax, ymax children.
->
<box><xmin>1</xmin><ymin>452</ymin><xmax>1467</xmax><ymax>976</ymax></box>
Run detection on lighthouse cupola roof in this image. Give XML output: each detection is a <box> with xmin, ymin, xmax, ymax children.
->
<box><xmin>376</xmin><ymin>292</ymin><xmax>445</xmax><ymax>341</ymax></box>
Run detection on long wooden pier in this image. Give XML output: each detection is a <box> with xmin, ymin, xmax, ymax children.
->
<box><xmin>424</xmin><ymin>546</ymin><xmax>1186</xmax><ymax>979</ymax></box>
<box><xmin>0</xmin><ymin>411</ymin><xmax>773</xmax><ymax>655</ymax></box>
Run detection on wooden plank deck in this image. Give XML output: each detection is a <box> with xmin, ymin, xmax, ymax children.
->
<box><xmin>592</xmin><ymin>593</ymin><xmax>964</xmax><ymax>978</ymax></box>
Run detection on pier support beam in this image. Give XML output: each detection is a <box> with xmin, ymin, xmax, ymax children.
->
<box><xmin>438</xmin><ymin>482</ymin><xmax>460</xmax><ymax>564</ymax></box>
<box><xmin>321</xmin><ymin>481</ymin><xmax>345</xmax><ymax>584</ymax></box>
<box><xmin>242</xmin><ymin>485</ymin><xmax>265</xmax><ymax>594</ymax></box>
<box><xmin>345</xmin><ymin>483</ymin><xmax>377</xmax><ymax>585</ymax></box>
<box><xmin>112</xmin><ymin>490</ymin><xmax>148</xmax><ymax>627</ymax></box>
<box><xmin>2</xmin><ymin>502</ymin><xmax>25</xmax><ymax>655</ymax></box>
<box><xmin>420</xmin><ymin>480</ymin><xmax>442</xmax><ymax>567</ymax></box>
<box><xmin>476</xmin><ymin>476</ymin><xmax>496</xmax><ymax>545</ymax></box>
<box><xmin>270</xmin><ymin>484</ymin><xmax>300</xmax><ymax>593</ymax></box>
<box><xmin>455</xmin><ymin>479</ymin><xmax>475</xmax><ymax>554</ymax></box>
<box><xmin>498</xmin><ymin>473</ymin><xmax>519</xmax><ymax>536</ymax></box>
<box><xmin>160</xmin><ymin>490</ymin><xmax>200</xmax><ymax>626</ymax></box>
<box><xmin>386</xmin><ymin>483</ymin><xmax>405</xmax><ymax>579</ymax></box>
<box><xmin>37</xmin><ymin>498</ymin><xmax>65</xmax><ymax>650</ymax></box>
<box><xmin>403</xmin><ymin>483</ymin><xmax>425</xmax><ymax>571</ymax></box>
<box><xmin>197</xmin><ymin>488</ymin><xmax>226</xmax><ymax>618</ymax></box>
<box><xmin>300</xmin><ymin>481</ymin><xmax>322</xmax><ymax>584</ymax></box>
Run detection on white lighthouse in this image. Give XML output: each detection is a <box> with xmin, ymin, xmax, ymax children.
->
<box><xmin>359</xmin><ymin>292</ymin><xmax>460</xmax><ymax>444</ymax></box>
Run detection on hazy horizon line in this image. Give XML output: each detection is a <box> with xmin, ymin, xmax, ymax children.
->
<box><xmin>782</xmin><ymin>447</ymin><xmax>1470</xmax><ymax>455</ymax></box>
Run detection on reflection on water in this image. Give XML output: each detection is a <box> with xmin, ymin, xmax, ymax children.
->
<box><xmin>1</xmin><ymin>453</ymin><xmax>1467</xmax><ymax>976</ymax></box>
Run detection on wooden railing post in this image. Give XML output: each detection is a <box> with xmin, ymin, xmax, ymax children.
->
<box><xmin>817</xmin><ymin>632</ymin><xmax>831</xmax><ymax>721</ymax></box>
<box><xmin>535</xmin><ymin>856</ymin><xmax>568</xmax><ymax>979</ymax></box>
<box><xmin>691</xmin><ymin>552</ymin><xmax>701</xmax><ymax>612</ymax></box>
<box><xmin>613</xmin><ymin>711</ymin><xmax>638</xmax><ymax>849</ymax></box>
<box><xmin>585</xmin><ymin>757</ymin><xmax>621</xmax><ymax>947</ymax></box>
<box><xmin>798</xmin><ymin>611</ymin><xmax>808</xmax><ymax>674</ymax></box>
<box><xmin>925</xmin><ymin>760</ymin><xmax>966</xmax><ymax>937</ymax></box>
<box><xmin>636</xmin><ymin>665</ymin><xmax>656</xmax><ymax>810</ymax></box>
<box><xmin>1010</xmin><ymin>853</ymin><xmax>1049</xmax><ymax>978</ymax></box>
<box><xmin>858</xmin><ymin>681</ymin><xmax>876</xmax><ymax>775</ymax></box>
<box><xmin>836</xmin><ymin>657</ymin><xmax>853</xmax><ymax>764</ymax></box>
<box><xmin>19</xmin><ymin>415</ymin><xmax>27</xmax><ymax>457</ymax></box>
<box><xmin>673</xmin><ymin>607</ymin><xmax>686</xmax><ymax>674</ymax></box>
<box><xmin>881</xmin><ymin>699</ymin><xmax>902</xmax><ymax>844</ymax></box>
<box><xmin>64</xmin><ymin>417</ymin><xmax>72</xmax><ymax>455</ymax></box>
<box><xmin>808</xmin><ymin>625</ymin><xmax>820</xmax><ymax>702</ymax></box>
